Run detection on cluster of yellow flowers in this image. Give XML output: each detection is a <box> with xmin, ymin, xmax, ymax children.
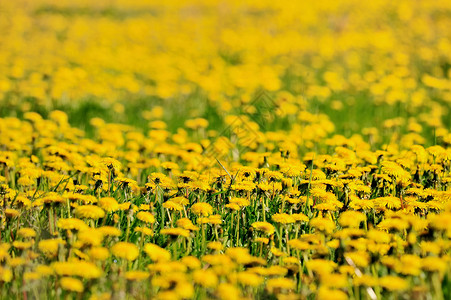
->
<box><xmin>0</xmin><ymin>108</ymin><xmax>449</xmax><ymax>299</ymax></box>
<box><xmin>0</xmin><ymin>0</ymin><xmax>450</xmax><ymax>299</ymax></box>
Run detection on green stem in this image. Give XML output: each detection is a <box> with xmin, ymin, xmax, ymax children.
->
<box><xmin>201</xmin><ymin>224</ymin><xmax>206</xmax><ymax>252</ymax></box>
<box><xmin>235</xmin><ymin>212</ymin><xmax>240</xmax><ymax>246</ymax></box>
<box><xmin>305</xmin><ymin>157</ymin><xmax>315</xmax><ymax>216</ymax></box>
<box><xmin>125</xmin><ymin>214</ymin><xmax>131</xmax><ymax>242</ymax></box>
<box><xmin>49</xmin><ymin>205</ymin><xmax>54</xmax><ymax>235</ymax></box>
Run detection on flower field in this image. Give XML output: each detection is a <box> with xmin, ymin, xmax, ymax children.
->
<box><xmin>0</xmin><ymin>0</ymin><xmax>450</xmax><ymax>299</ymax></box>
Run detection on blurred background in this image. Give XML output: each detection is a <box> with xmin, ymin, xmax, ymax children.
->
<box><xmin>0</xmin><ymin>0</ymin><xmax>450</xmax><ymax>146</ymax></box>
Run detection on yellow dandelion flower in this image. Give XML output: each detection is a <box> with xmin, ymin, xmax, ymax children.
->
<box><xmin>207</xmin><ymin>214</ymin><xmax>222</xmax><ymax>225</ymax></box>
<box><xmin>379</xmin><ymin>276</ymin><xmax>408</xmax><ymax>291</ymax></box>
<box><xmin>288</xmin><ymin>239</ymin><xmax>309</xmax><ymax>250</ymax></box>
<box><xmin>118</xmin><ymin>202</ymin><xmax>131</xmax><ymax>210</ymax></box>
<box><xmin>111</xmin><ymin>242</ymin><xmax>139</xmax><ymax>261</ymax></box>
<box><xmin>251</xmin><ymin>221</ymin><xmax>275</xmax><ymax>235</ymax></box>
<box><xmin>41</xmin><ymin>192</ymin><xmax>65</xmax><ymax>205</ymax></box>
<box><xmin>97</xmin><ymin>226</ymin><xmax>121</xmax><ymax>237</ymax></box>
<box><xmin>125</xmin><ymin>271</ymin><xmax>150</xmax><ymax>281</ymax></box>
<box><xmin>283</xmin><ymin>257</ymin><xmax>300</xmax><ymax>266</ymax></box>
<box><xmin>160</xmin><ymin>228</ymin><xmax>190</xmax><ymax>238</ymax></box>
<box><xmin>255</xmin><ymin>237</ymin><xmax>269</xmax><ymax>244</ymax></box>
<box><xmin>12</xmin><ymin>241</ymin><xmax>33</xmax><ymax>250</ymax></box>
<box><xmin>271</xmin><ymin>248</ymin><xmax>287</xmax><ymax>257</ymax></box>
<box><xmin>422</xmin><ymin>256</ymin><xmax>447</xmax><ymax>274</ymax></box>
<box><xmin>8</xmin><ymin>257</ymin><xmax>26</xmax><ymax>267</ymax></box>
<box><xmin>349</xmin><ymin>196</ymin><xmax>374</xmax><ymax>210</ymax></box>
<box><xmin>74</xmin><ymin>205</ymin><xmax>105</xmax><ymax>220</ymax></box>
<box><xmin>217</xmin><ymin>283</ymin><xmax>241</xmax><ymax>300</ymax></box>
<box><xmin>181</xmin><ymin>256</ymin><xmax>201</xmax><ymax>269</ymax></box>
<box><xmin>139</xmin><ymin>204</ymin><xmax>151</xmax><ymax>211</ymax></box>
<box><xmin>52</xmin><ymin>261</ymin><xmax>102</xmax><ymax>279</ymax></box>
<box><xmin>191</xmin><ymin>202</ymin><xmax>213</xmax><ymax>216</ymax></box>
<box><xmin>35</xmin><ymin>265</ymin><xmax>53</xmax><ymax>276</ymax></box>
<box><xmin>314</xmin><ymin>202</ymin><xmax>342</xmax><ymax>211</ymax></box>
<box><xmin>381</xmin><ymin>161</ymin><xmax>408</xmax><ymax>178</ymax></box>
<box><xmin>236</xmin><ymin>271</ymin><xmax>263</xmax><ymax>287</ymax></box>
<box><xmin>229</xmin><ymin>197</ymin><xmax>250</xmax><ymax>207</ymax></box>
<box><xmin>162</xmin><ymin>200</ymin><xmax>183</xmax><ymax>211</ymax></box>
<box><xmin>374</xmin><ymin>196</ymin><xmax>401</xmax><ymax>210</ymax></box>
<box><xmin>176</xmin><ymin>218</ymin><xmax>199</xmax><ymax>231</ymax></box>
<box><xmin>326</xmin><ymin>239</ymin><xmax>340</xmax><ymax>249</ymax></box>
<box><xmin>137</xmin><ymin>211</ymin><xmax>156</xmax><ymax>224</ymax></box>
<box><xmin>291</xmin><ymin>213</ymin><xmax>309</xmax><ymax>223</ymax></box>
<box><xmin>266</xmin><ymin>277</ymin><xmax>295</xmax><ymax>294</ymax></box>
<box><xmin>317</xmin><ymin>287</ymin><xmax>348</xmax><ymax>300</ymax></box>
<box><xmin>207</xmin><ymin>241</ymin><xmax>223</xmax><ymax>251</ymax></box>
<box><xmin>319</xmin><ymin>273</ymin><xmax>348</xmax><ymax>288</ymax></box>
<box><xmin>353</xmin><ymin>274</ymin><xmax>378</xmax><ymax>286</ymax></box>
<box><xmin>60</xmin><ymin>277</ymin><xmax>84</xmax><ymax>293</ymax></box>
<box><xmin>78</xmin><ymin>229</ymin><xmax>104</xmax><ymax>246</ymax></box>
<box><xmin>4</xmin><ymin>209</ymin><xmax>20</xmax><ymax>218</ymax></box>
<box><xmin>310</xmin><ymin>217</ymin><xmax>336</xmax><ymax>233</ymax></box>
<box><xmin>396</xmin><ymin>254</ymin><xmax>421</xmax><ymax>276</ymax></box>
<box><xmin>193</xmin><ymin>269</ymin><xmax>218</xmax><ymax>288</ymax></box>
<box><xmin>17</xmin><ymin>228</ymin><xmax>36</xmax><ymax>238</ymax></box>
<box><xmin>57</xmin><ymin>218</ymin><xmax>89</xmax><ymax>231</ymax></box>
<box><xmin>101</xmin><ymin>157</ymin><xmax>121</xmax><ymax>171</ymax></box>
<box><xmin>88</xmin><ymin>247</ymin><xmax>110</xmax><ymax>261</ymax></box>
<box><xmin>38</xmin><ymin>239</ymin><xmax>65</xmax><ymax>258</ymax></box>
<box><xmin>272</xmin><ymin>213</ymin><xmax>296</xmax><ymax>224</ymax></box>
<box><xmin>339</xmin><ymin>211</ymin><xmax>366</xmax><ymax>228</ymax></box>
<box><xmin>226</xmin><ymin>247</ymin><xmax>255</xmax><ymax>265</ymax></box>
<box><xmin>345</xmin><ymin>251</ymin><xmax>370</xmax><ymax>268</ymax></box>
<box><xmin>378</xmin><ymin>218</ymin><xmax>409</xmax><ymax>231</ymax></box>
<box><xmin>0</xmin><ymin>267</ymin><xmax>13</xmax><ymax>282</ymax></box>
<box><xmin>135</xmin><ymin>227</ymin><xmax>154</xmax><ymax>236</ymax></box>
<box><xmin>225</xmin><ymin>203</ymin><xmax>240</xmax><ymax>211</ymax></box>
<box><xmin>367</xmin><ymin>229</ymin><xmax>391</xmax><ymax>244</ymax></box>
<box><xmin>306</xmin><ymin>259</ymin><xmax>337</xmax><ymax>276</ymax></box>
<box><xmin>144</xmin><ymin>243</ymin><xmax>171</xmax><ymax>262</ymax></box>
<box><xmin>98</xmin><ymin>197</ymin><xmax>119</xmax><ymax>212</ymax></box>
<box><xmin>171</xmin><ymin>196</ymin><xmax>189</xmax><ymax>206</ymax></box>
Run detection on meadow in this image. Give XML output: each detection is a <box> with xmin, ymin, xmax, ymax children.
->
<box><xmin>0</xmin><ymin>0</ymin><xmax>450</xmax><ymax>299</ymax></box>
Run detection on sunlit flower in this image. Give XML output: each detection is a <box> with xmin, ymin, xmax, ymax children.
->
<box><xmin>252</xmin><ymin>221</ymin><xmax>275</xmax><ymax>235</ymax></box>
<box><xmin>339</xmin><ymin>211</ymin><xmax>366</xmax><ymax>228</ymax></box>
<box><xmin>207</xmin><ymin>241</ymin><xmax>223</xmax><ymax>251</ymax></box>
<box><xmin>144</xmin><ymin>243</ymin><xmax>171</xmax><ymax>262</ymax></box>
<box><xmin>74</xmin><ymin>205</ymin><xmax>105</xmax><ymax>220</ymax></box>
<box><xmin>176</xmin><ymin>218</ymin><xmax>199</xmax><ymax>231</ymax></box>
<box><xmin>266</xmin><ymin>277</ymin><xmax>295</xmax><ymax>294</ymax></box>
<box><xmin>137</xmin><ymin>211</ymin><xmax>156</xmax><ymax>224</ymax></box>
<box><xmin>272</xmin><ymin>213</ymin><xmax>295</xmax><ymax>224</ymax></box>
<box><xmin>378</xmin><ymin>276</ymin><xmax>408</xmax><ymax>291</ymax></box>
<box><xmin>111</xmin><ymin>242</ymin><xmax>139</xmax><ymax>261</ymax></box>
<box><xmin>60</xmin><ymin>277</ymin><xmax>83</xmax><ymax>293</ymax></box>
<box><xmin>38</xmin><ymin>239</ymin><xmax>65</xmax><ymax>258</ymax></box>
<box><xmin>57</xmin><ymin>218</ymin><xmax>89</xmax><ymax>231</ymax></box>
<box><xmin>17</xmin><ymin>228</ymin><xmax>36</xmax><ymax>238</ymax></box>
<box><xmin>162</xmin><ymin>200</ymin><xmax>183</xmax><ymax>211</ymax></box>
<box><xmin>98</xmin><ymin>197</ymin><xmax>120</xmax><ymax>212</ymax></box>
<box><xmin>191</xmin><ymin>202</ymin><xmax>213</xmax><ymax>216</ymax></box>
<box><xmin>193</xmin><ymin>269</ymin><xmax>218</xmax><ymax>288</ymax></box>
<box><xmin>97</xmin><ymin>226</ymin><xmax>122</xmax><ymax>237</ymax></box>
<box><xmin>125</xmin><ymin>271</ymin><xmax>150</xmax><ymax>281</ymax></box>
<box><xmin>52</xmin><ymin>261</ymin><xmax>102</xmax><ymax>279</ymax></box>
